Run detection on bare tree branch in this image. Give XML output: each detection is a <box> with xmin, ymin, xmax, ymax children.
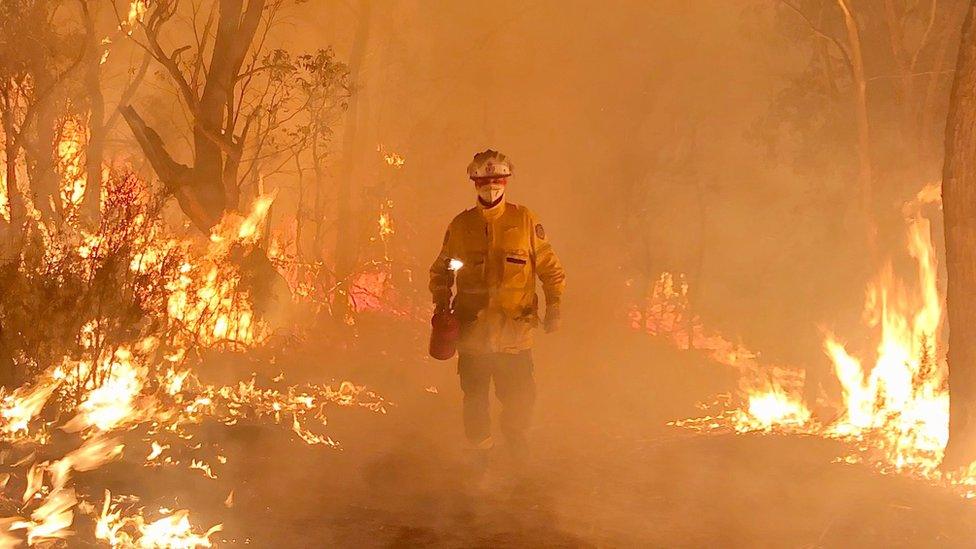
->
<box><xmin>910</xmin><ymin>0</ymin><xmax>941</xmax><ymax>72</ymax></box>
<box><xmin>105</xmin><ymin>50</ymin><xmax>153</xmax><ymax>131</ymax></box>
<box><xmin>778</xmin><ymin>0</ymin><xmax>856</xmax><ymax>79</ymax></box>
<box><xmin>137</xmin><ymin>4</ymin><xmax>200</xmax><ymax>111</ymax></box>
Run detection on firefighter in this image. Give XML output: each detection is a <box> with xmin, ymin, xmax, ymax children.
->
<box><xmin>429</xmin><ymin>149</ymin><xmax>566</xmax><ymax>463</ymax></box>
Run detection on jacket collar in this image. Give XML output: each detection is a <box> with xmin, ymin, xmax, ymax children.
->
<box><xmin>477</xmin><ymin>197</ymin><xmax>507</xmax><ymax>221</ymax></box>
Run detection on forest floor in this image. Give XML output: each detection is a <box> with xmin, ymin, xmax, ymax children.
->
<box><xmin>75</xmin><ymin>315</ymin><xmax>976</xmax><ymax>548</ymax></box>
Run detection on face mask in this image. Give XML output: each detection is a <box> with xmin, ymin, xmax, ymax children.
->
<box><xmin>477</xmin><ymin>183</ymin><xmax>506</xmax><ymax>205</ymax></box>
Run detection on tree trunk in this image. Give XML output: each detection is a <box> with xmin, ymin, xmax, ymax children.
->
<box><xmin>20</xmin><ymin>0</ymin><xmax>60</xmax><ymax>223</ymax></box>
<box><xmin>190</xmin><ymin>0</ymin><xmax>263</xmax><ymax>218</ymax></box>
<box><xmin>80</xmin><ymin>0</ymin><xmax>105</xmax><ymax>221</ymax></box>
<box><xmin>121</xmin><ymin>106</ymin><xmax>219</xmax><ymax>232</ymax></box>
<box><xmin>941</xmin><ymin>0</ymin><xmax>976</xmax><ymax>470</ymax></box>
<box><xmin>4</xmin><ymin>134</ymin><xmax>25</xmax><ymax>232</ymax></box>
<box><xmin>294</xmin><ymin>153</ymin><xmax>305</xmax><ymax>261</ymax></box>
<box><xmin>27</xmin><ymin>79</ymin><xmax>60</xmax><ymax>222</ymax></box>
<box><xmin>332</xmin><ymin>0</ymin><xmax>372</xmax><ymax>323</ymax></box>
<box><xmin>311</xmin><ymin>132</ymin><xmax>326</xmax><ymax>260</ymax></box>
<box><xmin>123</xmin><ymin>0</ymin><xmax>265</xmax><ymax>233</ymax></box>
<box><xmin>837</xmin><ymin>0</ymin><xmax>874</xmax><ymax>226</ymax></box>
<box><xmin>920</xmin><ymin>1</ymin><xmax>965</xmax><ymax>160</ymax></box>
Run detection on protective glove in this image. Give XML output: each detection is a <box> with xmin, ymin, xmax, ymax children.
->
<box><xmin>544</xmin><ymin>305</ymin><xmax>561</xmax><ymax>333</ymax></box>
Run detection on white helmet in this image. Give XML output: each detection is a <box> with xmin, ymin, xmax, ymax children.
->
<box><xmin>467</xmin><ymin>149</ymin><xmax>513</xmax><ymax>180</ymax></box>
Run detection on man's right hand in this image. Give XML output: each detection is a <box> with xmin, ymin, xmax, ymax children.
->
<box><xmin>544</xmin><ymin>306</ymin><xmax>562</xmax><ymax>333</ymax></box>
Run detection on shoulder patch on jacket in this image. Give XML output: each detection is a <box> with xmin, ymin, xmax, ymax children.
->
<box><xmin>535</xmin><ymin>224</ymin><xmax>546</xmax><ymax>240</ymax></box>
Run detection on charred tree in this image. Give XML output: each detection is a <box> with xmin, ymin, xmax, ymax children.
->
<box><xmin>941</xmin><ymin>0</ymin><xmax>976</xmax><ymax>470</ymax></box>
<box><xmin>120</xmin><ymin>106</ymin><xmax>216</xmax><ymax>231</ymax></box>
<box><xmin>123</xmin><ymin>0</ymin><xmax>266</xmax><ymax>232</ymax></box>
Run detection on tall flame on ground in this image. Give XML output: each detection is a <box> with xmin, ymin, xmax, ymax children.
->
<box><xmin>167</xmin><ymin>193</ymin><xmax>278</xmax><ymax>348</ymax></box>
<box><xmin>821</xmin><ymin>185</ymin><xmax>949</xmax><ymax>474</ymax></box>
<box><xmin>669</xmin><ymin>183</ymin><xmax>973</xmax><ymax>489</ymax></box>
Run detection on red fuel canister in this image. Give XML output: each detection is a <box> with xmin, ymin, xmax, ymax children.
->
<box><xmin>429</xmin><ymin>310</ymin><xmax>460</xmax><ymax>360</ymax></box>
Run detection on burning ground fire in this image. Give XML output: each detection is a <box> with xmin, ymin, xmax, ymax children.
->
<box><xmin>656</xmin><ymin>183</ymin><xmax>976</xmax><ymax>495</ymax></box>
<box><xmin>265</xmin><ymin>146</ymin><xmax>417</xmax><ymax>322</ymax></box>
<box><xmin>0</xmin><ymin>163</ymin><xmax>386</xmax><ymax>546</ymax></box>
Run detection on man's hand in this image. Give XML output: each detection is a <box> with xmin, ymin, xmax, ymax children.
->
<box><xmin>544</xmin><ymin>306</ymin><xmax>561</xmax><ymax>333</ymax></box>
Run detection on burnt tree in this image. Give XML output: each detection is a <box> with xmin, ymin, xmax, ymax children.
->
<box><xmin>122</xmin><ymin>0</ymin><xmax>266</xmax><ymax>232</ymax></box>
<box><xmin>942</xmin><ymin>0</ymin><xmax>976</xmax><ymax>469</ymax></box>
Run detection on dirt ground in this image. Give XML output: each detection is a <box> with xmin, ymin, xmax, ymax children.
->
<box><xmin>143</xmin><ymin>313</ymin><xmax>975</xmax><ymax>549</ymax></box>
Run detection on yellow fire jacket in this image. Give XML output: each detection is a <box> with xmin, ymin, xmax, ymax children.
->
<box><xmin>430</xmin><ymin>200</ymin><xmax>566</xmax><ymax>354</ymax></box>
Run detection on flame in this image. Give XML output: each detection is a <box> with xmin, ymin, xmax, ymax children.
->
<box><xmin>233</xmin><ymin>192</ymin><xmax>276</xmax><ymax>243</ymax></box>
<box><xmin>822</xmin><ymin>201</ymin><xmax>948</xmax><ymax>473</ymax></box>
<box><xmin>167</xmin><ymin>193</ymin><xmax>278</xmax><ymax>347</ymax></box>
<box><xmin>378</xmin><ymin>211</ymin><xmax>394</xmax><ymax>240</ymax></box>
<box><xmin>61</xmin><ymin>347</ymin><xmax>151</xmax><ymax>433</ymax></box>
<box><xmin>1</xmin><ymin>381</ymin><xmax>58</xmax><ymax>438</ymax></box>
<box><xmin>378</xmin><ymin>145</ymin><xmax>405</xmax><ymax>168</ymax></box>
<box><xmin>50</xmin><ymin>435</ymin><xmax>125</xmax><ymax>486</ymax></box>
<box><xmin>96</xmin><ymin>491</ymin><xmax>222</xmax><ymax>549</ymax></box>
<box><xmin>0</xmin><ymin>114</ymin><xmax>391</xmax><ymax>543</ymax></box>
<box><xmin>740</xmin><ymin>382</ymin><xmax>811</xmax><ymax>432</ymax></box>
<box><xmin>188</xmin><ymin>459</ymin><xmax>217</xmax><ymax>479</ymax></box>
<box><xmin>630</xmin><ymin>271</ymin><xmax>764</xmax><ymax>370</ymax></box>
<box><xmin>11</xmin><ymin>488</ymin><xmax>78</xmax><ymax>545</ymax></box>
<box><xmin>0</xmin><ymin>330</ymin><xmax>384</xmax><ymax>543</ymax></box>
<box><xmin>668</xmin><ymin>183</ymin><xmax>967</xmax><ymax>490</ymax></box>
<box><xmin>0</xmin><ymin>519</ymin><xmax>21</xmax><ymax>548</ymax></box>
<box><xmin>375</xmin><ymin>198</ymin><xmax>395</xmax><ymax>261</ymax></box>
<box><xmin>0</xmin><ymin>169</ymin><xmax>9</xmax><ymax>222</ymax></box>
<box><xmin>8</xmin><ymin>435</ymin><xmax>124</xmax><ymax>545</ymax></box>
<box><xmin>56</xmin><ymin>117</ymin><xmax>89</xmax><ymax>210</ymax></box>
<box><xmin>123</xmin><ymin>0</ymin><xmax>149</xmax><ymax>31</ymax></box>
<box><xmin>146</xmin><ymin>441</ymin><xmax>168</xmax><ymax>461</ymax></box>
<box><xmin>100</xmin><ymin>37</ymin><xmax>113</xmax><ymax>66</ymax></box>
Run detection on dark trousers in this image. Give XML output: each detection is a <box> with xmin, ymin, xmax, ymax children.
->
<box><xmin>458</xmin><ymin>351</ymin><xmax>536</xmax><ymax>446</ymax></box>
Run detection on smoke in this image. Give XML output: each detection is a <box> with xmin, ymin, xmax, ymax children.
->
<box><xmin>8</xmin><ymin>0</ymin><xmax>969</xmax><ymax>545</ymax></box>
